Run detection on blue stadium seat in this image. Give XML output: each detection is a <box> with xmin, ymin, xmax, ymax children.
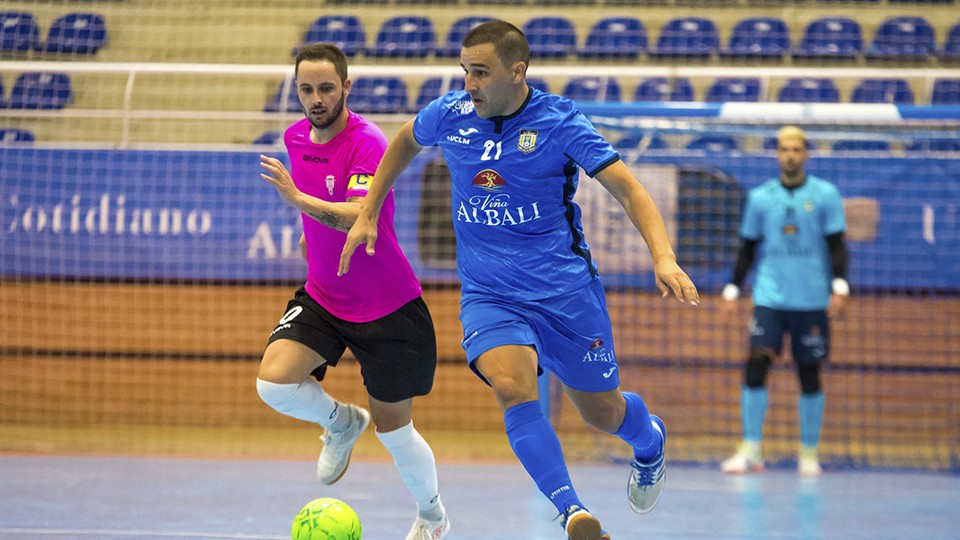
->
<box><xmin>437</xmin><ymin>16</ymin><xmax>492</xmax><ymax>57</ymax></box>
<box><xmin>931</xmin><ymin>79</ymin><xmax>960</xmax><ymax>104</ymax></box>
<box><xmin>651</xmin><ymin>17</ymin><xmax>719</xmax><ymax>58</ymax></box>
<box><xmin>866</xmin><ymin>16</ymin><xmax>937</xmax><ymax>60</ymax></box>
<box><xmin>0</xmin><ymin>11</ymin><xmax>40</xmax><ymax>52</ymax></box>
<box><xmin>8</xmin><ymin>72</ymin><xmax>73</xmax><ymax>109</ymax></box>
<box><xmin>348</xmin><ymin>77</ymin><xmax>409</xmax><ymax>113</ymax></box>
<box><xmin>851</xmin><ymin>79</ymin><xmax>915</xmax><ymax>104</ymax></box>
<box><xmin>296</xmin><ymin>16</ymin><xmax>365</xmax><ymax>57</ymax></box>
<box><xmin>777</xmin><ymin>78</ymin><xmax>840</xmax><ymax>103</ymax></box>
<box><xmin>616</xmin><ymin>132</ymin><xmax>669</xmax><ymax>152</ymax></box>
<box><xmin>263</xmin><ymin>80</ymin><xmax>299</xmax><ymax>113</ymax></box>
<box><xmin>832</xmin><ymin>139</ymin><xmax>891</xmax><ymax>153</ymax></box>
<box><xmin>367</xmin><ymin>16</ymin><xmax>435</xmax><ymax>58</ymax></box>
<box><xmin>41</xmin><ymin>12</ymin><xmax>107</xmax><ymax>54</ymax></box>
<box><xmin>415</xmin><ymin>77</ymin><xmax>465</xmax><ymax>110</ymax></box>
<box><xmin>904</xmin><ymin>139</ymin><xmax>960</xmax><ymax>152</ymax></box>
<box><xmin>721</xmin><ymin>17</ymin><xmax>790</xmax><ymax>59</ymax></box>
<box><xmin>523</xmin><ymin>17</ymin><xmax>577</xmax><ymax>58</ymax></box>
<box><xmin>578</xmin><ymin>17</ymin><xmax>646</xmax><ymax>59</ymax></box>
<box><xmin>633</xmin><ymin>77</ymin><xmax>695</xmax><ymax>101</ymax></box>
<box><xmin>940</xmin><ymin>23</ymin><xmax>960</xmax><ymax>60</ymax></box>
<box><xmin>527</xmin><ymin>77</ymin><xmax>550</xmax><ymax>93</ymax></box>
<box><xmin>0</xmin><ymin>128</ymin><xmax>35</xmax><ymax>143</ymax></box>
<box><xmin>686</xmin><ymin>135</ymin><xmax>740</xmax><ymax>153</ymax></box>
<box><xmin>562</xmin><ymin>77</ymin><xmax>621</xmax><ymax>102</ymax></box>
<box><xmin>792</xmin><ymin>17</ymin><xmax>863</xmax><ymax>59</ymax></box>
<box><xmin>705</xmin><ymin>78</ymin><xmax>762</xmax><ymax>102</ymax></box>
<box><xmin>763</xmin><ymin>137</ymin><xmax>816</xmax><ymax>151</ymax></box>
<box><xmin>252</xmin><ymin>131</ymin><xmax>282</xmax><ymax>146</ymax></box>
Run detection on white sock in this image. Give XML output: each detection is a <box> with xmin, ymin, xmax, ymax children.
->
<box><xmin>376</xmin><ymin>421</ymin><xmax>443</xmax><ymax>520</ymax></box>
<box><xmin>256</xmin><ymin>378</ymin><xmax>340</xmax><ymax>428</ymax></box>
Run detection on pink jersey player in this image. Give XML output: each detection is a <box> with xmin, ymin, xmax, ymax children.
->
<box><xmin>284</xmin><ymin>114</ymin><xmax>422</xmax><ymax>322</ymax></box>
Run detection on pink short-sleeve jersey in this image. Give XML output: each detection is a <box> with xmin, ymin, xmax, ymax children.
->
<box><xmin>284</xmin><ymin>112</ymin><xmax>422</xmax><ymax>323</ymax></box>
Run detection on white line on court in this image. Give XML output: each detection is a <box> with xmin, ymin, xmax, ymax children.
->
<box><xmin>0</xmin><ymin>529</ymin><xmax>286</xmax><ymax>539</ymax></box>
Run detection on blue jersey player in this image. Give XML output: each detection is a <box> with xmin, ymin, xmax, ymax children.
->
<box><xmin>720</xmin><ymin>126</ymin><xmax>850</xmax><ymax>477</ymax></box>
<box><xmin>340</xmin><ymin>20</ymin><xmax>699</xmax><ymax>540</ymax></box>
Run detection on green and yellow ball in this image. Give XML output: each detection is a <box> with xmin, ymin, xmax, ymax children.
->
<box><xmin>291</xmin><ymin>497</ymin><xmax>362</xmax><ymax>540</ymax></box>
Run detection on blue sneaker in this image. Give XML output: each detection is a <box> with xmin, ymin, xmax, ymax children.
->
<box><xmin>560</xmin><ymin>505</ymin><xmax>610</xmax><ymax>540</ymax></box>
<box><xmin>627</xmin><ymin>415</ymin><xmax>665</xmax><ymax>514</ymax></box>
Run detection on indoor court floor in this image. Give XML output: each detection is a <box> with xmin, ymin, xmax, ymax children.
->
<box><xmin>1</xmin><ymin>455</ymin><xmax>958</xmax><ymax>539</ymax></box>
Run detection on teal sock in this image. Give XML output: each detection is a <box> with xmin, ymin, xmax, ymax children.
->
<box><xmin>742</xmin><ymin>386</ymin><xmax>768</xmax><ymax>443</ymax></box>
<box><xmin>799</xmin><ymin>392</ymin><xmax>825</xmax><ymax>447</ymax></box>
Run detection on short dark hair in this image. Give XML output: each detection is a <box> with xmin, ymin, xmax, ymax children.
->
<box><xmin>462</xmin><ymin>20</ymin><xmax>530</xmax><ymax>70</ymax></box>
<box><xmin>295</xmin><ymin>43</ymin><xmax>348</xmax><ymax>81</ymax></box>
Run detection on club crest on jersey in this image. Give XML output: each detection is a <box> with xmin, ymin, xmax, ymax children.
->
<box><xmin>325</xmin><ymin>175</ymin><xmax>336</xmax><ymax>196</ymax></box>
<box><xmin>518</xmin><ymin>129</ymin><xmax>538</xmax><ymax>154</ymax></box>
<box><xmin>472</xmin><ymin>169</ymin><xmax>506</xmax><ymax>191</ymax></box>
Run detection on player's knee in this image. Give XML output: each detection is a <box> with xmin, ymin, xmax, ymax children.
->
<box><xmin>745</xmin><ymin>350</ymin><xmax>772</xmax><ymax>388</ymax></box>
<box><xmin>576</xmin><ymin>400</ymin><xmax>621</xmax><ymax>432</ymax></box>
<box><xmin>797</xmin><ymin>363</ymin><xmax>821</xmax><ymax>394</ymax></box>
<box><xmin>256</xmin><ymin>378</ymin><xmax>299</xmax><ymax>413</ymax></box>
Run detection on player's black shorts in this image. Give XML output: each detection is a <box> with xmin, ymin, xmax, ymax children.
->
<box><xmin>750</xmin><ymin>306</ymin><xmax>830</xmax><ymax>363</ymax></box>
<box><xmin>266</xmin><ymin>287</ymin><xmax>437</xmax><ymax>403</ymax></box>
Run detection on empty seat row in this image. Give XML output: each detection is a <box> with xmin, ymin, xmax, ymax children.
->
<box><xmin>264</xmin><ymin>75</ymin><xmax>960</xmax><ymax>113</ymax></box>
<box><xmin>1</xmin><ymin>11</ymin><xmax>107</xmax><ymax>54</ymax></box>
<box><xmin>0</xmin><ymin>72</ymin><xmax>73</xmax><ymax>109</ymax></box>
<box><xmin>5</xmin><ymin>71</ymin><xmax>957</xmax><ymax>113</ymax></box>
<box><xmin>298</xmin><ymin>14</ymin><xmax>960</xmax><ymax>61</ymax></box>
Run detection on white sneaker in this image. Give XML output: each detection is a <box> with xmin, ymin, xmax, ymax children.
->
<box><xmin>405</xmin><ymin>504</ymin><xmax>450</xmax><ymax>540</ymax></box>
<box><xmin>316</xmin><ymin>403</ymin><xmax>370</xmax><ymax>484</ymax></box>
<box><xmin>721</xmin><ymin>442</ymin><xmax>764</xmax><ymax>474</ymax></box>
<box><xmin>628</xmin><ymin>415</ymin><xmax>666</xmax><ymax>514</ymax></box>
<box><xmin>799</xmin><ymin>446</ymin><xmax>822</xmax><ymax>477</ymax></box>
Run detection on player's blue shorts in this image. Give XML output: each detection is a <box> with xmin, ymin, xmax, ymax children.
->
<box><xmin>459</xmin><ymin>278</ymin><xmax>620</xmax><ymax>392</ymax></box>
<box><xmin>750</xmin><ymin>306</ymin><xmax>830</xmax><ymax>363</ymax></box>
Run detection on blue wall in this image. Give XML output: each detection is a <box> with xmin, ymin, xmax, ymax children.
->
<box><xmin>2</xmin><ymin>148</ymin><xmax>958</xmax><ymax>291</ymax></box>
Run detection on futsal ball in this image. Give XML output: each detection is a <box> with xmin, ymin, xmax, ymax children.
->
<box><xmin>291</xmin><ymin>497</ymin><xmax>362</xmax><ymax>540</ymax></box>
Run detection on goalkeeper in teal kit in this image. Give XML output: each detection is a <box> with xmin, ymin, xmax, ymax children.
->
<box><xmin>339</xmin><ymin>20</ymin><xmax>700</xmax><ymax>540</ymax></box>
<box><xmin>721</xmin><ymin>125</ymin><xmax>850</xmax><ymax>477</ymax></box>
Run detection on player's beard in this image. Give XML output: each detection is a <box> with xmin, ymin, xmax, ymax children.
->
<box><xmin>304</xmin><ymin>90</ymin><xmax>346</xmax><ymax>130</ymax></box>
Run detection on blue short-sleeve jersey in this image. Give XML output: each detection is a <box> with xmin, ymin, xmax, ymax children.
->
<box><xmin>413</xmin><ymin>88</ymin><xmax>620</xmax><ymax>301</ymax></box>
<box><xmin>741</xmin><ymin>175</ymin><xmax>846</xmax><ymax>310</ymax></box>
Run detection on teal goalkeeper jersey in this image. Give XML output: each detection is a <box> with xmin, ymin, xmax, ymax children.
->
<box><xmin>741</xmin><ymin>175</ymin><xmax>846</xmax><ymax>311</ymax></box>
<box><xmin>413</xmin><ymin>87</ymin><xmax>620</xmax><ymax>302</ymax></box>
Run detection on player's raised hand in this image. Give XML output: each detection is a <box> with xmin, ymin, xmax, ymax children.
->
<box><xmin>338</xmin><ymin>213</ymin><xmax>378</xmax><ymax>276</ymax></box>
<box><xmin>654</xmin><ymin>259</ymin><xmax>700</xmax><ymax>305</ymax></box>
<box><xmin>259</xmin><ymin>155</ymin><xmax>302</xmax><ymax>209</ymax></box>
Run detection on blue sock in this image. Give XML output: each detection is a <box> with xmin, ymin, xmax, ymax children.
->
<box><xmin>799</xmin><ymin>392</ymin><xmax>825</xmax><ymax>447</ymax></box>
<box><xmin>614</xmin><ymin>392</ymin><xmax>660</xmax><ymax>461</ymax></box>
<box><xmin>504</xmin><ymin>401</ymin><xmax>581</xmax><ymax>514</ymax></box>
<box><xmin>742</xmin><ymin>386</ymin><xmax>768</xmax><ymax>443</ymax></box>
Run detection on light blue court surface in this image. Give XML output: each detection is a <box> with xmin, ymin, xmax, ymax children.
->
<box><xmin>1</xmin><ymin>456</ymin><xmax>958</xmax><ymax>540</ymax></box>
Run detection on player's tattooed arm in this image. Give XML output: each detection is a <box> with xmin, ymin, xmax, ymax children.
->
<box><xmin>304</xmin><ymin>196</ymin><xmax>362</xmax><ymax>232</ymax></box>
<box><xmin>260</xmin><ymin>154</ymin><xmax>363</xmax><ymax>232</ymax></box>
